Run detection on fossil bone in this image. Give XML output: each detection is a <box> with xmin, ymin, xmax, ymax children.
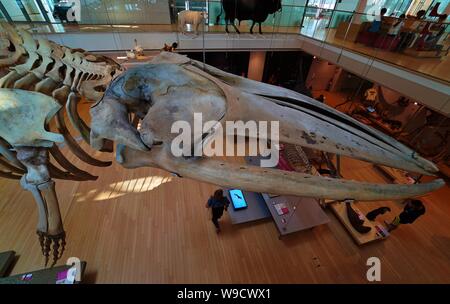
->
<box><xmin>0</xmin><ymin>24</ymin><xmax>120</xmax><ymax>174</ymax></box>
<box><xmin>18</xmin><ymin>148</ymin><xmax>65</xmax><ymax>267</ymax></box>
<box><xmin>0</xmin><ymin>89</ymin><xmax>64</xmax><ymax>147</ymax></box>
<box><xmin>0</xmin><ymin>30</ymin><xmax>446</xmax><ymax>268</ymax></box>
<box><xmin>91</xmin><ymin>52</ymin><xmax>444</xmax><ymax>202</ymax></box>
<box><xmin>0</xmin><ymin>89</ymin><xmax>66</xmax><ymax>265</ymax></box>
<box><xmin>0</xmin><ymin>25</ymin><xmax>122</xmax><ymax>265</ymax></box>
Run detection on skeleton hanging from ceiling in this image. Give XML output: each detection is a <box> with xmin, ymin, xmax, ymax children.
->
<box><xmin>89</xmin><ymin>51</ymin><xmax>443</xmax><ymax>201</ymax></box>
<box><xmin>0</xmin><ymin>23</ymin><xmax>123</xmax><ymax>266</ymax></box>
<box><xmin>0</xmin><ymin>25</ymin><xmax>445</xmax><ymax>267</ymax></box>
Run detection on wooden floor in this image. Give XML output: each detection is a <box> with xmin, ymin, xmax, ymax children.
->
<box><xmin>1</xmin><ymin>104</ymin><xmax>450</xmax><ymax>284</ymax></box>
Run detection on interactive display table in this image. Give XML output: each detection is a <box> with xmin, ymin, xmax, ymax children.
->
<box><xmin>224</xmin><ymin>189</ymin><xmax>271</xmax><ymax>224</ymax></box>
<box><xmin>262</xmin><ymin>194</ymin><xmax>330</xmax><ymax>237</ymax></box>
<box><xmin>224</xmin><ymin>155</ymin><xmax>331</xmax><ymax>236</ymax></box>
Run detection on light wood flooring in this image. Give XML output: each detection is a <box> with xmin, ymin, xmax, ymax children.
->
<box><xmin>0</xmin><ymin>102</ymin><xmax>449</xmax><ymax>284</ymax></box>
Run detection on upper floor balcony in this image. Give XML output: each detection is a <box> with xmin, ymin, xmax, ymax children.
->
<box><xmin>3</xmin><ymin>0</ymin><xmax>449</xmax><ymax>83</ymax></box>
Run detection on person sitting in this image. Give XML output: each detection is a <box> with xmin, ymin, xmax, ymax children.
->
<box><xmin>385</xmin><ymin>199</ymin><xmax>426</xmax><ymax>232</ymax></box>
<box><xmin>368</xmin><ymin>7</ymin><xmax>388</xmax><ymax>33</ymax></box>
<box><xmin>387</xmin><ymin>14</ymin><xmax>406</xmax><ymax>37</ymax></box>
<box><xmin>409</xmin><ymin>9</ymin><xmax>427</xmax><ymax>32</ymax></box>
<box><xmin>409</xmin><ymin>14</ymin><xmax>445</xmax><ymax>51</ymax></box>
<box><xmin>373</xmin><ymin>13</ymin><xmax>406</xmax><ymax>50</ymax></box>
<box><xmin>421</xmin><ymin>14</ymin><xmax>448</xmax><ymax>54</ymax></box>
<box><xmin>397</xmin><ymin>10</ymin><xmax>427</xmax><ymax>51</ymax></box>
<box><xmin>359</xmin><ymin>8</ymin><xmax>388</xmax><ymax>46</ymax></box>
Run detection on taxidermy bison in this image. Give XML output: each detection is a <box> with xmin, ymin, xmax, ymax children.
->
<box><xmin>216</xmin><ymin>0</ymin><xmax>282</xmax><ymax>34</ymax></box>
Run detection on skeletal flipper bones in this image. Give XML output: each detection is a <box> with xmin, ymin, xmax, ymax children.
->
<box><xmin>0</xmin><ymin>25</ymin><xmax>121</xmax><ymax>266</ymax></box>
<box><xmin>91</xmin><ymin>52</ymin><xmax>444</xmax><ymax>201</ymax></box>
<box><xmin>0</xmin><ymin>89</ymin><xmax>65</xmax><ymax>266</ymax></box>
<box><xmin>0</xmin><ymin>41</ymin><xmax>445</xmax><ymax>268</ymax></box>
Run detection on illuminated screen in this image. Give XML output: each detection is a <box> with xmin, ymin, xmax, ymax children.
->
<box><xmin>229</xmin><ymin>189</ymin><xmax>248</xmax><ymax>210</ymax></box>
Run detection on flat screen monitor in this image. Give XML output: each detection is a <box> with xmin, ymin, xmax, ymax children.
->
<box><xmin>229</xmin><ymin>189</ymin><xmax>248</xmax><ymax>210</ymax></box>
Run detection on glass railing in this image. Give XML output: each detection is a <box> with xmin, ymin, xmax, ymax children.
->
<box><xmin>298</xmin><ymin>7</ymin><xmax>450</xmax><ymax>83</ymax></box>
<box><xmin>3</xmin><ymin>0</ymin><xmax>449</xmax><ymax>82</ymax></box>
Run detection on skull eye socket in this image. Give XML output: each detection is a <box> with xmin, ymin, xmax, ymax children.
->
<box><xmin>8</xmin><ymin>41</ymin><xmax>15</xmax><ymax>52</ymax></box>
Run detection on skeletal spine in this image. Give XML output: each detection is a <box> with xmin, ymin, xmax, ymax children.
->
<box><xmin>0</xmin><ymin>24</ymin><xmax>123</xmax><ymax>101</ymax></box>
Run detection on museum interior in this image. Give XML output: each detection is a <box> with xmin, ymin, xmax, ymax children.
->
<box><xmin>0</xmin><ymin>0</ymin><xmax>449</xmax><ymax>284</ymax></box>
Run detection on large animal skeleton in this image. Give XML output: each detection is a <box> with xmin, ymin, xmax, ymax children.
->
<box><xmin>0</xmin><ymin>24</ymin><xmax>122</xmax><ymax>265</ymax></box>
<box><xmin>90</xmin><ymin>52</ymin><xmax>443</xmax><ymax>199</ymax></box>
<box><xmin>0</xmin><ymin>25</ymin><xmax>445</xmax><ymax>266</ymax></box>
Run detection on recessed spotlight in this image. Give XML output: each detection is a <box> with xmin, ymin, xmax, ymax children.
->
<box><xmin>414</xmin><ymin>102</ymin><xmax>418</xmax><ymax>105</ymax></box>
<box><xmin>313</xmin><ymin>56</ymin><xmax>317</xmax><ymax>59</ymax></box>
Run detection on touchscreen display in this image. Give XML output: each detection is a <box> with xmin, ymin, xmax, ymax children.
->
<box><xmin>229</xmin><ymin>189</ymin><xmax>248</xmax><ymax>210</ymax></box>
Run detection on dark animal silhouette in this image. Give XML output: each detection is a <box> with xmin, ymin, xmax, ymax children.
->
<box><xmin>216</xmin><ymin>0</ymin><xmax>282</xmax><ymax>34</ymax></box>
<box><xmin>346</xmin><ymin>202</ymin><xmax>371</xmax><ymax>234</ymax></box>
<box><xmin>366</xmin><ymin>207</ymin><xmax>391</xmax><ymax>221</ymax></box>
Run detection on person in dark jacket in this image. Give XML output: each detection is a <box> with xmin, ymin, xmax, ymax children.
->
<box><xmin>206</xmin><ymin>189</ymin><xmax>230</xmax><ymax>233</ymax></box>
<box><xmin>385</xmin><ymin>199</ymin><xmax>425</xmax><ymax>231</ymax></box>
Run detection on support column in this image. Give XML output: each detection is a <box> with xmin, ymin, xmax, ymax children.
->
<box><xmin>247</xmin><ymin>51</ymin><xmax>266</xmax><ymax>82</ymax></box>
<box><xmin>354</xmin><ymin>0</ymin><xmax>368</xmax><ymax>24</ymax></box>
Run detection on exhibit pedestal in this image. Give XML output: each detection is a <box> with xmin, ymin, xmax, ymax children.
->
<box><xmin>327</xmin><ymin>201</ymin><xmax>389</xmax><ymax>245</ymax></box>
<box><xmin>225</xmin><ymin>189</ymin><xmax>271</xmax><ymax>224</ymax></box>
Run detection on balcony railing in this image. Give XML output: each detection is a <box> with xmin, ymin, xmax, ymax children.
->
<box><xmin>3</xmin><ymin>0</ymin><xmax>449</xmax><ymax>83</ymax></box>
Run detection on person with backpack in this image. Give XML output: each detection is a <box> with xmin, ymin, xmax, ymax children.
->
<box><xmin>206</xmin><ymin>189</ymin><xmax>230</xmax><ymax>233</ymax></box>
<box><xmin>385</xmin><ymin>199</ymin><xmax>426</xmax><ymax>232</ymax></box>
